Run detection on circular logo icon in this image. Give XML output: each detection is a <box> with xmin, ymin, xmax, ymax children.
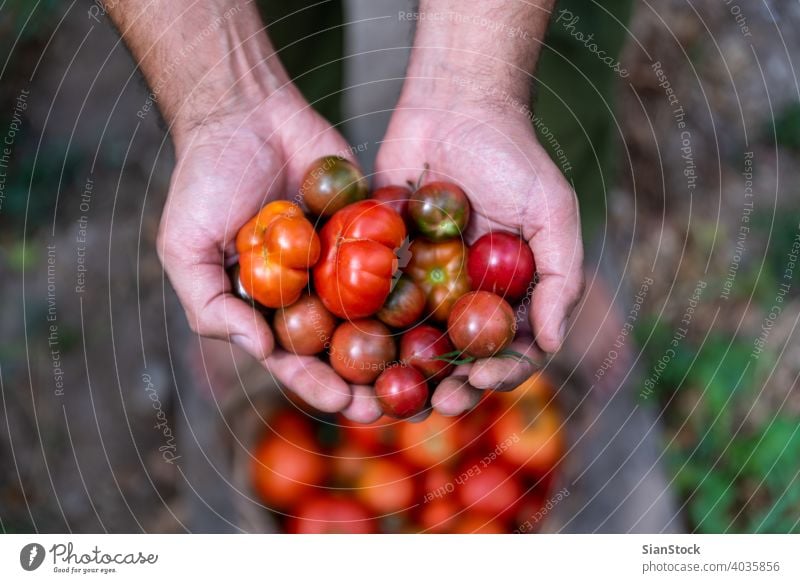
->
<box><xmin>19</xmin><ymin>543</ymin><xmax>46</xmax><ymax>571</ymax></box>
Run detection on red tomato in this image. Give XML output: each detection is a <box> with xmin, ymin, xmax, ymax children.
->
<box><xmin>408</xmin><ymin>181</ymin><xmax>471</xmax><ymax>241</ymax></box>
<box><xmin>273</xmin><ymin>293</ymin><xmax>337</xmax><ymax>355</ymax></box>
<box><xmin>250</xmin><ymin>428</ymin><xmax>326</xmax><ymax>509</ymax></box>
<box><xmin>371</xmin><ymin>184</ymin><xmax>412</xmax><ymax>219</ymax></box>
<box><xmin>287</xmin><ymin>495</ymin><xmax>377</xmax><ymax>534</ymax></box>
<box><xmin>329</xmin><ymin>319</ymin><xmax>396</xmax><ymax>384</ymax></box>
<box><xmin>397</xmin><ymin>411</ymin><xmax>461</xmax><ymax>469</ymax></box>
<box><xmin>467</xmin><ymin>232</ymin><xmax>536</xmax><ymax>303</ymax></box>
<box><xmin>417</xmin><ymin>498</ymin><xmax>460</xmax><ymax>533</ymax></box>
<box><xmin>456</xmin><ymin>461</ymin><xmax>522</xmax><ymax>520</ymax></box>
<box><xmin>405</xmin><ymin>238</ymin><xmax>471</xmax><ymax>323</ymax></box>
<box><xmin>236</xmin><ymin>201</ymin><xmax>321</xmax><ymax>308</ymax></box>
<box><xmin>377</xmin><ymin>275</ymin><xmax>426</xmax><ymax>329</ymax></box>
<box><xmin>354</xmin><ymin>459</ymin><xmax>415</xmax><ymax>515</ymax></box>
<box><xmin>314</xmin><ymin>200</ymin><xmax>407</xmax><ymax>319</ymax></box>
<box><xmin>338</xmin><ymin>415</ymin><xmax>401</xmax><ymax>453</ymax></box>
<box><xmin>301</xmin><ymin>156</ymin><xmax>368</xmax><ymax>217</ymax></box>
<box><xmin>399</xmin><ymin>324</ymin><xmax>455</xmax><ymax>383</ymax></box>
<box><xmin>374</xmin><ymin>364</ymin><xmax>429</xmax><ymax>419</ymax></box>
<box><xmin>447</xmin><ymin>291</ymin><xmax>516</xmax><ymax>358</ymax></box>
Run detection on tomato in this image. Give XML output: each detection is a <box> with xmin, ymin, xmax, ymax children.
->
<box><xmin>371</xmin><ymin>184</ymin><xmax>411</xmax><ymax>219</ymax></box>
<box><xmin>397</xmin><ymin>410</ymin><xmax>461</xmax><ymax>468</ymax></box>
<box><xmin>301</xmin><ymin>156</ymin><xmax>368</xmax><ymax>217</ymax></box>
<box><xmin>236</xmin><ymin>201</ymin><xmax>321</xmax><ymax>308</ymax></box>
<box><xmin>287</xmin><ymin>495</ymin><xmax>377</xmax><ymax>534</ymax></box>
<box><xmin>491</xmin><ymin>375</ymin><xmax>566</xmax><ymax>477</ymax></box>
<box><xmin>377</xmin><ymin>275</ymin><xmax>426</xmax><ymax>329</ymax></box>
<box><xmin>338</xmin><ymin>415</ymin><xmax>400</xmax><ymax>453</ymax></box>
<box><xmin>330</xmin><ymin>443</ymin><xmax>371</xmax><ymax>486</ymax></box>
<box><xmin>251</xmin><ymin>427</ymin><xmax>326</xmax><ymax>509</ymax></box>
<box><xmin>408</xmin><ymin>181</ymin><xmax>470</xmax><ymax>241</ymax></box>
<box><xmin>405</xmin><ymin>238</ymin><xmax>470</xmax><ymax>322</ymax></box>
<box><xmin>448</xmin><ymin>291</ymin><xmax>515</xmax><ymax>358</ymax></box>
<box><xmin>329</xmin><ymin>319</ymin><xmax>396</xmax><ymax>384</ymax></box>
<box><xmin>456</xmin><ymin>461</ymin><xmax>522</xmax><ymax>520</ymax></box>
<box><xmin>354</xmin><ymin>459</ymin><xmax>415</xmax><ymax>514</ymax></box>
<box><xmin>467</xmin><ymin>232</ymin><xmax>536</xmax><ymax>303</ymax></box>
<box><xmin>399</xmin><ymin>324</ymin><xmax>455</xmax><ymax>383</ymax></box>
<box><xmin>417</xmin><ymin>498</ymin><xmax>460</xmax><ymax>533</ymax></box>
<box><xmin>374</xmin><ymin>364</ymin><xmax>429</xmax><ymax>419</ymax></box>
<box><xmin>273</xmin><ymin>293</ymin><xmax>337</xmax><ymax>355</ymax></box>
<box><xmin>314</xmin><ymin>200</ymin><xmax>407</xmax><ymax>319</ymax></box>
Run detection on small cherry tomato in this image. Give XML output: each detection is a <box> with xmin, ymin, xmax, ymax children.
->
<box><xmin>287</xmin><ymin>495</ymin><xmax>377</xmax><ymax>534</ymax></box>
<box><xmin>236</xmin><ymin>200</ymin><xmax>321</xmax><ymax>308</ymax></box>
<box><xmin>399</xmin><ymin>324</ymin><xmax>455</xmax><ymax>383</ymax></box>
<box><xmin>374</xmin><ymin>364</ymin><xmax>429</xmax><ymax>419</ymax></box>
<box><xmin>314</xmin><ymin>200</ymin><xmax>407</xmax><ymax>319</ymax></box>
<box><xmin>273</xmin><ymin>293</ymin><xmax>337</xmax><ymax>355</ymax></box>
<box><xmin>329</xmin><ymin>319</ymin><xmax>396</xmax><ymax>384</ymax></box>
<box><xmin>448</xmin><ymin>291</ymin><xmax>516</xmax><ymax>358</ymax></box>
<box><xmin>405</xmin><ymin>238</ymin><xmax>470</xmax><ymax>322</ymax></box>
<box><xmin>371</xmin><ymin>184</ymin><xmax>412</xmax><ymax>219</ymax></box>
<box><xmin>377</xmin><ymin>275</ymin><xmax>426</xmax><ymax>329</ymax></box>
<box><xmin>468</xmin><ymin>232</ymin><xmax>536</xmax><ymax>303</ymax></box>
<box><xmin>301</xmin><ymin>156</ymin><xmax>368</xmax><ymax>217</ymax></box>
<box><xmin>408</xmin><ymin>181</ymin><xmax>471</xmax><ymax>241</ymax></box>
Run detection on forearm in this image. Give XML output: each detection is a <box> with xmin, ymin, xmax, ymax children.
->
<box><xmin>404</xmin><ymin>0</ymin><xmax>555</xmax><ymax>104</ymax></box>
<box><xmin>106</xmin><ymin>0</ymin><xmax>298</xmax><ymax>136</ymax></box>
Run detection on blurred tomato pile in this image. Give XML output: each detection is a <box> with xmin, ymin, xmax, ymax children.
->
<box><xmin>249</xmin><ymin>372</ymin><xmax>565</xmax><ymax>533</ymax></box>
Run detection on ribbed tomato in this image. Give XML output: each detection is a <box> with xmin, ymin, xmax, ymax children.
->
<box><xmin>236</xmin><ymin>200</ymin><xmax>320</xmax><ymax>308</ymax></box>
<box><xmin>314</xmin><ymin>200</ymin><xmax>406</xmax><ymax>319</ymax></box>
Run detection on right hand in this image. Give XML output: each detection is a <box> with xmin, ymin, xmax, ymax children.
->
<box><xmin>159</xmin><ymin>89</ymin><xmax>380</xmax><ymax>422</ymax></box>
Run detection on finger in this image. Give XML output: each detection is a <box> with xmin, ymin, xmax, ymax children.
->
<box><xmin>432</xmin><ymin>368</ymin><xmax>482</xmax><ymax>416</ymax></box>
<box><xmin>524</xmin><ymin>172</ymin><xmax>585</xmax><ymax>353</ymax></box>
<box><xmin>264</xmin><ymin>350</ymin><xmax>352</xmax><ymax>413</ymax></box>
<box><xmin>468</xmin><ymin>338</ymin><xmax>543</xmax><ymax>391</ymax></box>
<box><xmin>341</xmin><ymin>385</ymin><xmax>383</xmax><ymax>424</ymax></box>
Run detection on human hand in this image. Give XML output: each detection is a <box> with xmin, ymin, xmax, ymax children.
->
<box><xmin>375</xmin><ymin>91</ymin><xmax>584</xmax><ymax>416</ymax></box>
<box><xmin>160</xmin><ymin>92</ymin><xmax>383</xmax><ymax>421</ymax></box>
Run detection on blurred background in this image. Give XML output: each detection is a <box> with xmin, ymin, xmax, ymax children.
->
<box><xmin>1</xmin><ymin>0</ymin><xmax>799</xmax><ymax>533</ymax></box>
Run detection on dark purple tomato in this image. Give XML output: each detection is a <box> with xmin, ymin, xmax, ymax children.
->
<box><xmin>374</xmin><ymin>364</ymin><xmax>429</xmax><ymax>419</ymax></box>
<box><xmin>301</xmin><ymin>156</ymin><xmax>368</xmax><ymax>217</ymax></box>
<box><xmin>468</xmin><ymin>232</ymin><xmax>536</xmax><ymax>303</ymax></box>
<box><xmin>447</xmin><ymin>291</ymin><xmax>515</xmax><ymax>358</ymax></box>
<box><xmin>408</xmin><ymin>181</ymin><xmax>470</xmax><ymax>241</ymax></box>
<box><xmin>371</xmin><ymin>185</ymin><xmax>412</xmax><ymax>220</ymax></box>
<box><xmin>399</xmin><ymin>325</ymin><xmax>455</xmax><ymax>383</ymax></box>
<box><xmin>377</xmin><ymin>275</ymin><xmax>426</xmax><ymax>329</ymax></box>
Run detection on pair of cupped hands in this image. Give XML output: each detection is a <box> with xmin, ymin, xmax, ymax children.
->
<box><xmin>159</xmin><ymin>80</ymin><xmax>583</xmax><ymax>423</ymax></box>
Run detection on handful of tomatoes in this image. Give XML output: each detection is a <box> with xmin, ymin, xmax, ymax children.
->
<box><xmin>234</xmin><ymin>156</ymin><xmax>537</xmax><ymax>420</ymax></box>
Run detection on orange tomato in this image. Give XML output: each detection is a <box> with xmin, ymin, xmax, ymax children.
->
<box><xmin>354</xmin><ymin>459</ymin><xmax>415</xmax><ymax>515</ymax></box>
<box><xmin>456</xmin><ymin>461</ymin><xmax>522</xmax><ymax>520</ymax></box>
<box><xmin>251</xmin><ymin>427</ymin><xmax>326</xmax><ymax>509</ymax></box>
<box><xmin>397</xmin><ymin>411</ymin><xmax>462</xmax><ymax>469</ymax></box>
<box><xmin>405</xmin><ymin>238</ymin><xmax>470</xmax><ymax>323</ymax></box>
<box><xmin>417</xmin><ymin>498</ymin><xmax>460</xmax><ymax>533</ymax></box>
<box><xmin>236</xmin><ymin>200</ymin><xmax>320</xmax><ymax>308</ymax></box>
